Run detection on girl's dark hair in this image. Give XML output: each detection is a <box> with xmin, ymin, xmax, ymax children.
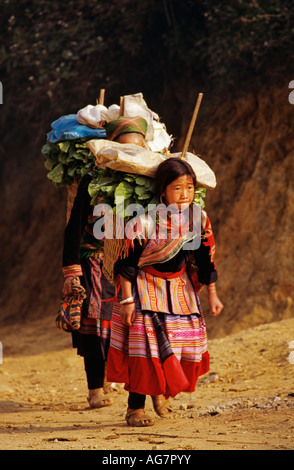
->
<box><xmin>155</xmin><ymin>157</ymin><xmax>197</xmax><ymax>199</ymax></box>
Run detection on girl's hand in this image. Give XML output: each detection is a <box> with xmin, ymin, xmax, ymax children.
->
<box><xmin>120</xmin><ymin>302</ymin><xmax>136</xmax><ymax>326</ymax></box>
<box><xmin>119</xmin><ymin>275</ymin><xmax>136</xmax><ymax>326</ymax></box>
<box><xmin>208</xmin><ymin>291</ymin><xmax>224</xmax><ymax>316</ymax></box>
<box><xmin>207</xmin><ymin>284</ymin><xmax>224</xmax><ymax>316</ymax></box>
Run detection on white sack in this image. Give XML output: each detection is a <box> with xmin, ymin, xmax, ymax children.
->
<box><xmin>87</xmin><ymin>139</ymin><xmax>216</xmax><ymax>188</ymax></box>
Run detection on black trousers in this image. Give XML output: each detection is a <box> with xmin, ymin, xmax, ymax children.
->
<box><xmin>72</xmin><ymin>331</ymin><xmax>109</xmax><ymax>390</ymax></box>
<box><xmin>83</xmin><ymin>353</ymin><xmax>105</xmax><ymax>389</ymax></box>
<box><xmin>84</xmin><ymin>358</ymin><xmax>148</xmax><ymax>406</ymax></box>
<box><xmin>128</xmin><ymin>392</ymin><xmax>146</xmax><ymax>409</ymax></box>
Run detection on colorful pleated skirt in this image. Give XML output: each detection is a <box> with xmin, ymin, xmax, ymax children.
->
<box><xmin>106</xmin><ymin>296</ymin><xmax>210</xmax><ymax>398</ymax></box>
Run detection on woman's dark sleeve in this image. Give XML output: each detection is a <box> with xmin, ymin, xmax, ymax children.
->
<box><xmin>194</xmin><ymin>215</ymin><xmax>218</xmax><ymax>285</ymax></box>
<box><xmin>114</xmin><ymin>239</ymin><xmax>144</xmax><ymax>283</ymax></box>
<box><xmin>62</xmin><ymin>174</ymin><xmax>92</xmax><ymax>276</ymax></box>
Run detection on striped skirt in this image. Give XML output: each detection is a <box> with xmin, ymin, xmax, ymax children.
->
<box><xmin>107</xmin><ymin>298</ymin><xmax>209</xmax><ymax>398</ymax></box>
<box><xmin>72</xmin><ymin>256</ymin><xmax>115</xmax><ymax>359</ymax></box>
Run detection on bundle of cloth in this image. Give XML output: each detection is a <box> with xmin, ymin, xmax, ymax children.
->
<box><xmin>43</xmin><ymin>93</ymin><xmax>174</xmax><ymax>188</ymax></box>
<box><xmin>87</xmin><ymin>113</ymin><xmax>216</xmax><ymax>189</ymax></box>
<box><xmin>43</xmin><ymin>92</ymin><xmax>216</xmax><ymax>193</ymax></box>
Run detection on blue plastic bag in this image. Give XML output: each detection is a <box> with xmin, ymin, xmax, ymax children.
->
<box><xmin>47</xmin><ymin>114</ymin><xmax>106</xmax><ymax>143</ymax></box>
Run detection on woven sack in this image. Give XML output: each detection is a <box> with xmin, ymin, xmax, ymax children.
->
<box><xmin>56</xmin><ymin>277</ymin><xmax>87</xmax><ymax>333</ymax></box>
<box><xmin>102</xmin><ymin>216</ymin><xmax>126</xmax><ymax>285</ymax></box>
<box><xmin>102</xmin><ymin>237</ymin><xmax>125</xmax><ymax>285</ymax></box>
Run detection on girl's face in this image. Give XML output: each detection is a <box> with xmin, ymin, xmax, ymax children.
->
<box><xmin>162</xmin><ymin>174</ymin><xmax>195</xmax><ymax>210</ymax></box>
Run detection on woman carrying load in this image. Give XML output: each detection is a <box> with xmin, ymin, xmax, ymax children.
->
<box><xmin>62</xmin><ymin>116</ymin><xmax>148</xmax><ymax>409</ymax></box>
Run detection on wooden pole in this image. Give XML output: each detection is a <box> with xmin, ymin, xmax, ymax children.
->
<box><xmin>96</xmin><ymin>88</ymin><xmax>105</xmax><ymax>105</ymax></box>
<box><xmin>119</xmin><ymin>96</ymin><xmax>124</xmax><ymax>116</ymax></box>
<box><xmin>181</xmin><ymin>93</ymin><xmax>203</xmax><ymax>159</ymax></box>
<box><xmin>99</xmin><ymin>88</ymin><xmax>105</xmax><ymax>106</ymax></box>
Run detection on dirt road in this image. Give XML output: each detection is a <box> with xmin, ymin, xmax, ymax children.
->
<box><xmin>1</xmin><ymin>317</ymin><xmax>294</xmax><ymax>451</ymax></box>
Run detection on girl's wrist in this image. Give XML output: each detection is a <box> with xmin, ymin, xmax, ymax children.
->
<box><xmin>207</xmin><ymin>283</ymin><xmax>217</xmax><ymax>294</ymax></box>
<box><xmin>207</xmin><ymin>283</ymin><xmax>216</xmax><ymax>289</ymax></box>
<box><xmin>120</xmin><ymin>296</ymin><xmax>135</xmax><ymax>305</ymax></box>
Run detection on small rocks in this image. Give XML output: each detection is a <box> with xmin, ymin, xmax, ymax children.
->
<box><xmin>0</xmin><ymin>385</ymin><xmax>14</xmax><ymax>394</ymax></box>
<box><xmin>46</xmin><ymin>437</ymin><xmax>78</xmax><ymax>442</ymax></box>
<box><xmin>180</xmin><ymin>394</ymin><xmax>294</xmax><ymax>418</ymax></box>
<box><xmin>201</xmin><ymin>373</ymin><xmax>220</xmax><ymax>384</ymax></box>
<box><xmin>179</xmin><ymin>403</ymin><xmax>195</xmax><ymax>410</ymax></box>
<box><xmin>288</xmin><ymin>340</ymin><xmax>294</xmax><ymax>364</ymax></box>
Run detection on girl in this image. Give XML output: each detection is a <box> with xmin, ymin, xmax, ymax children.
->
<box><xmin>106</xmin><ymin>157</ymin><xmax>223</xmax><ymax>426</ymax></box>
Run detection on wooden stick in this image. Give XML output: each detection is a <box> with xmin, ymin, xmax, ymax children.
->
<box><xmin>96</xmin><ymin>88</ymin><xmax>105</xmax><ymax>105</ymax></box>
<box><xmin>99</xmin><ymin>88</ymin><xmax>105</xmax><ymax>105</ymax></box>
<box><xmin>181</xmin><ymin>93</ymin><xmax>203</xmax><ymax>159</ymax></box>
<box><xmin>119</xmin><ymin>96</ymin><xmax>124</xmax><ymax>116</ymax></box>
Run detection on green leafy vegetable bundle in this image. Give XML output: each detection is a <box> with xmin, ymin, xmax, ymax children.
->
<box><xmin>88</xmin><ymin>169</ymin><xmax>157</xmax><ymax>216</ymax></box>
<box><xmin>42</xmin><ymin>138</ymin><xmax>206</xmax><ymax>213</ymax></box>
<box><xmin>193</xmin><ymin>187</ymin><xmax>206</xmax><ymax>209</ymax></box>
<box><xmin>88</xmin><ymin>168</ymin><xmax>206</xmax><ymax>217</ymax></box>
<box><xmin>42</xmin><ymin>139</ymin><xmax>95</xmax><ymax>187</ymax></box>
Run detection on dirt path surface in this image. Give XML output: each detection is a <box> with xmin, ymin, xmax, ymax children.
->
<box><xmin>1</xmin><ymin>317</ymin><xmax>294</xmax><ymax>451</ymax></box>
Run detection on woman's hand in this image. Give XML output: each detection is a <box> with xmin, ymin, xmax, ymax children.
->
<box><xmin>120</xmin><ymin>302</ymin><xmax>136</xmax><ymax>326</ymax></box>
<box><xmin>62</xmin><ymin>276</ymin><xmax>75</xmax><ymax>297</ymax></box>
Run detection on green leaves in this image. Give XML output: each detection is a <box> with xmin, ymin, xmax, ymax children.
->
<box><xmin>41</xmin><ymin>139</ymin><xmax>95</xmax><ymax>187</ymax></box>
<box><xmin>88</xmin><ymin>168</ymin><xmax>157</xmax><ymax>216</ymax></box>
<box><xmin>194</xmin><ymin>187</ymin><xmax>206</xmax><ymax>209</ymax></box>
<box><xmin>42</xmin><ymin>133</ymin><xmax>207</xmax><ymax>213</ymax></box>
<box><xmin>88</xmin><ymin>167</ymin><xmax>206</xmax><ymax>216</ymax></box>
<box><xmin>114</xmin><ymin>180</ymin><xmax>134</xmax><ymax>201</ymax></box>
<box><xmin>46</xmin><ymin>163</ymin><xmax>64</xmax><ymax>186</ymax></box>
